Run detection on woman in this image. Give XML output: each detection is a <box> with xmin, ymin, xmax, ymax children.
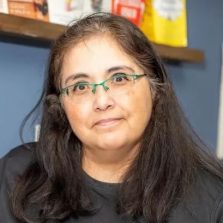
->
<box><xmin>1</xmin><ymin>13</ymin><xmax>223</xmax><ymax>223</ymax></box>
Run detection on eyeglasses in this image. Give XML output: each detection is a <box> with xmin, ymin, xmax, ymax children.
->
<box><xmin>59</xmin><ymin>73</ymin><xmax>147</xmax><ymax>103</ymax></box>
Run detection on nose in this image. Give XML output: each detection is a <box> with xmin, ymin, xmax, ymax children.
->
<box><xmin>92</xmin><ymin>85</ymin><xmax>115</xmax><ymax>111</ymax></box>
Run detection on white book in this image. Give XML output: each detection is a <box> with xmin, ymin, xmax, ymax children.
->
<box><xmin>0</xmin><ymin>0</ymin><xmax>8</xmax><ymax>13</ymax></box>
<box><xmin>48</xmin><ymin>0</ymin><xmax>111</xmax><ymax>26</ymax></box>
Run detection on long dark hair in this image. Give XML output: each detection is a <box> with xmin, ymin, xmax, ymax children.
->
<box><xmin>12</xmin><ymin>13</ymin><xmax>223</xmax><ymax>223</ymax></box>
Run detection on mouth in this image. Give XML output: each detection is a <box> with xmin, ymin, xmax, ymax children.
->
<box><xmin>94</xmin><ymin>118</ymin><xmax>123</xmax><ymax>127</ymax></box>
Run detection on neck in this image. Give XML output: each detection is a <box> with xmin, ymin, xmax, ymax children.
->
<box><xmin>82</xmin><ymin>144</ymin><xmax>139</xmax><ymax>183</ymax></box>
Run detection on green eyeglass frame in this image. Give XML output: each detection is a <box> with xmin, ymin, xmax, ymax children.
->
<box><xmin>59</xmin><ymin>73</ymin><xmax>147</xmax><ymax>96</ymax></box>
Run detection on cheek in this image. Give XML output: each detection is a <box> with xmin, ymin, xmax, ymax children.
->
<box><xmin>124</xmin><ymin>85</ymin><xmax>152</xmax><ymax>112</ymax></box>
<box><xmin>63</xmin><ymin>101</ymin><xmax>90</xmax><ymax>132</ymax></box>
<box><xmin>124</xmin><ymin>85</ymin><xmax>152</xmax><ymax>126</ymax></box>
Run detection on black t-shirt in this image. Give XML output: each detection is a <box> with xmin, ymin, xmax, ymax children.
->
<box><xmin>1</xmin><ymin>143</ymin><xmax>223</xmax><ymax>223</ymax></box>
<box><xmin>75</xmin><ymin>172</ymin><xmax>142</xmax><ymax>223</ymax></box>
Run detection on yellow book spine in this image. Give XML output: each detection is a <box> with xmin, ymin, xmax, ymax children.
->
<box><xmin>141</xmin><ymin>0</ymin><xmax>188</xmax><ymax>47</ymax></box>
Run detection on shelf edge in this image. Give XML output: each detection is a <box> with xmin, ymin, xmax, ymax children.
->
<box><xmin>0</xmin><ymin>13</ymin><xmax>205</xmax><ymax>63</ymax></box>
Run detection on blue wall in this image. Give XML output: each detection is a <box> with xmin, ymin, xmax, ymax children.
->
<box><xmin>0</xmin><ymin>41</ymin><xmax>48</xmax><ymax>157</ymax></box>
<box><xmin>0</xmin><ymin>0</ymin><xmax>223</xmax><ymax>157</ymax></box>
<box><xmin>167</xmin><ymin>0</ymin><xmax>223</xmax><ymax>149</ymax></box>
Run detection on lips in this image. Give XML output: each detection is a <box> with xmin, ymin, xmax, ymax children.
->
<box><xmin>94</xmin><ymin>118</ymin><xmax>123</xmax><ymax>127</ymax></box>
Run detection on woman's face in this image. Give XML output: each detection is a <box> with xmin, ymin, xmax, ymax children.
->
<box><xmin>60</xmin><ymin>35</ymin><xmax>153</xmax><ymax>153</ymax></box>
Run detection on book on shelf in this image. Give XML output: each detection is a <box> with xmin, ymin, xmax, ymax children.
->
<box><xmin>140</xmin><ymin>0</ymin><xmax>188</xmax><ymax>47</ymax></box>
<box><xmin>112</xmin><ymin>0</ymin><xmax>145</xmax><ymax>26</ymax></box>
<box><xmin>0</xmin><ymin>0</ymin><xmax>8</xmax><ymax>13</ymax></box>
<box><xmin>48</xmin><ymin>0</ymin><xmax>111</xmax><ymax>26</ymax></box>
<box><xmin>7</xmin><ymin>0</ymin><xmax>49</xmax><ymax>21</ymax></box>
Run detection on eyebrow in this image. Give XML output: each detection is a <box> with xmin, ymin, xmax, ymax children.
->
<box><xmin>64</xmin><ymin>73</ymin><xmax>89</xmax><ymax>85</ymax></box>
<box><xmin>107</xmin><ymin>66</ymin><xmax>135</xmax><ymax>73</ymax></box>
<box><xmin>64</xmin><ymin>65</ymin><xmax>135</xmax><ymax>85</ymax></box>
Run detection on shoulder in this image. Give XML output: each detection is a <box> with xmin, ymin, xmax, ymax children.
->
<box><xmin>169</xmin><ymin>168</ymin><xmax>223</xmax><ymax>223</ymax></box>
<box><xmin>0</xmin><ymin>143</ymin><xmax>36</xmax><ymax>191</ymax></box>
<box><xmin>0</xmin><ymin>143</ymin><xmax>37</xmax><ymax>222</ymax></box>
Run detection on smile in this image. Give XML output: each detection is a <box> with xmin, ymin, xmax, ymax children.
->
<box><xmin>94</xmin><ymin>118</ymin><xmax>123</xmax><ymax>127</ymax></box>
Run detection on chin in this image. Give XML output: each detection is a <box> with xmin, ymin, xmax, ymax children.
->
<box><xmin>98</xmin><ymin>138</ymin><xmax>129</xmax><ymax>151</ymax></box>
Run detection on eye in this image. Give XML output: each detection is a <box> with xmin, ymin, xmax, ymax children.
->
<box><xmin>112</xmin><ymin>73</ymin><xmax>131</xmax><ymax>84</ymax></box>
<box><xmin>71</xmin><ymin>82</ymin><xmax>89</xmax><ymax>94</ymax></box>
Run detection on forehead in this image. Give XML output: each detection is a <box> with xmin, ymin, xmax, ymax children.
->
<box><xmin>60</xmin><ymin>35</ymin><xmax>141</xmax><ymax>81</ymax></box>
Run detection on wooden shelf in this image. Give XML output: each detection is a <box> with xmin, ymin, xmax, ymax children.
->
<box><xmin>0</xmin><ymin>13</ymin><xmax>204</xmax><ymax>63</ymax></box>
